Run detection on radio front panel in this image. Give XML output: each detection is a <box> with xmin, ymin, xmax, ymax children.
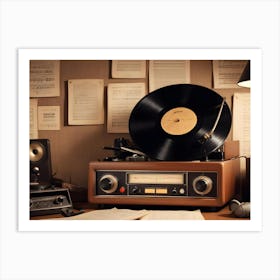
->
<box><xmin>96</xmin><ymin>170</ymin><xmax>218</xmax><ymax>198</ymax></box>
<box><xmin>88</xmin><ymin>160</ymin><xmax>240</xmax><ymax>207</ymax></box>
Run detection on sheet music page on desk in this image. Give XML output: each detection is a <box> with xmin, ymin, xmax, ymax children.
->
<box><xmin>53</xmin><ymin>208</ymin><xmax>204</xmax><ymax>220</ymax></box>
<box><xmin>54</xmin><ymin>208</ymin><xmax>149</xmax><ymax>220</ymax></box>
<box><xmin>140</xmin><ymin>209</ymin><xmax>204</xmax><ymax>220</ymax></box>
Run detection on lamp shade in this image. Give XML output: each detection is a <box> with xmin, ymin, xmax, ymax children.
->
<box><xmin>238</xmin><ymin>61</ymin><xmax>250</xmax><ymax>88</ymax></box>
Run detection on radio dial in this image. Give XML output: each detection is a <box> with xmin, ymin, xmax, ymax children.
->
<box><xmin>54</xmin><ymin>195</ymin><xmax>64</xmax><ymax>204</ymax></box>
<box><xmin>99</xmin><ymin>175</ymin><xmax>118</xmax><ymax>194</ymax></box>
<box><xmin>192</xmin><ymin>176</ymin><xmax>213</xmax><ymax>196</ymax></box>
<box><xmin>131</xmin><ymin>186</ymin><xmax>138</xmax><ymax>194</ymax></box>
<box><xmin>171</xmin><ymin>188</ymin><xmax>177</xmax><ymax>194</ymax></box>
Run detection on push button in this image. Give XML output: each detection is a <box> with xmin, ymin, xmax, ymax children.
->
<box><xmin>119</xmin><ymin>186</ymin><xmax>126</xmax><ymax>193</ymax></box>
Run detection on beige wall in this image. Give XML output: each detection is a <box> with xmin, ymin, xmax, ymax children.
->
<box><xmin>32</xmin><ymin>60</ymin><xmax>249</xmax><ymax>188</ymax></box>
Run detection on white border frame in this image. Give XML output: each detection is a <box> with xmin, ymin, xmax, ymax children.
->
<box><xmin>18</xmin><ymin>48</ymin><xmax>262</xmax><ymax>232</ymax></box>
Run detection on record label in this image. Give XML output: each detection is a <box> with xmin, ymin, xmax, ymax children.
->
<box><xmin>160</xmin><ymin>107</ymin><xmax>197</xmax><ymax>135</ymax></box>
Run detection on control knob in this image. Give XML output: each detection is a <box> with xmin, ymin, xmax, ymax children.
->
<box><xmin>192</xmin><ymin>176</ymin><xmax>213</xmax><ymax>196</ymax></box>
<box><xmin>98</xmin><ymin>174</ymin><xmax>118</xmax><ymax>194</ymax></box>
<box><xmin>54</xmin><ymin>195</ymin><xmax>64</xmax><ymax>204</ymax></box>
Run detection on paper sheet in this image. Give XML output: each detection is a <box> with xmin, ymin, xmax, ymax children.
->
<box><xmin>68</xmin><ymin>79</ymin><xmax>104</xmax><ymax>125</ymax></box>
<box><xmin>149</xmin><ymin>60</ymin><xmax>190</xmax><ymax>92</ymax></box>
<box><xmin>213</xmin><ymin>60</ymin><xmax>247</xmax><ymax>89</ymax></box>
<box><xmin>111</xmin><ymin>60</ymin><xmax>146</xmax><ymax>78</ymax></box>
<box><xmin>140</xmin><ymin>209</ymin><xmax>205</xmax><ymax>220</ymax></box>
<box><xmin>107</xmin><ymin>82</ymin><xmax>146</xmax><ymax>133</ymax></box>
<box><xmin>38</xmin><ymin>106</ymin><xmax>60</xmax><ymax>130</ymax></box>
<box><xmin>232</xmin><ymin>93</ymin><xmax>250</xmax><ymax>156</ymax></box>
<box><xmin>55</xmin><ymin>208</ymin><xmax>149</xmax><ymax>220</ymax></box>
<box><xmin>54</xmin><ymin>208</ymin><xmax>205</xmax><ymax>220</ymax></box>
<box><xmin>30</xmin><ymin>98</ymin><xmax>38</xmax><ymax>139</ymax></box>
<box><xmin>30</xmin><ymin>60</ymin><xmax>60</xmax><ymax>97</ymax></box>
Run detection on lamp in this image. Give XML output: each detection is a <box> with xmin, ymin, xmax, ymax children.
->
<box><xmin>237</xmin><ymin>61</ymin><xmax>250</xmax><ymax>88</ymax></box>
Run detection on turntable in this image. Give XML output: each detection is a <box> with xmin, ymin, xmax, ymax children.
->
<box><xmin>88</xmin><ymin>84</ymin><xmax>241</xmax><ymax>208</ymax></box>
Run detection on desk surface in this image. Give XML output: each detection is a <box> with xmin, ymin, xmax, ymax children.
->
<box><xmin>30</xmin><ymin>203</ymin><xmax>249</xmax><ymax>220</ymax></box>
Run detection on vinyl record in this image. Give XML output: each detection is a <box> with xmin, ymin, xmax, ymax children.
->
<box><xmin>129</xmin><ymin>84</ymin><xmax>232</xmax><ymax>161</ymax></box>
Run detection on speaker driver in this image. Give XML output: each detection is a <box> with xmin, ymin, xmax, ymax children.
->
<box><xmin>30</xmin><ymin>139</ymin><xmax>52</xmax><ymax>188</ymax></box>
<box><xmin>30</xmin><ymin>141</ymin><xmax>45</xmax><ymax>162</ymax></box>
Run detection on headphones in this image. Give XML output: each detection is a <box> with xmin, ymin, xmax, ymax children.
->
<box><xmin>229</xmin><ymin>199</ymin><xmax>250</xmax><ymax>218</ymax></box>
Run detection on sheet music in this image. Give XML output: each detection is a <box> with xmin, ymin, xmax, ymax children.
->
<box><xmin>140</xmin><ymin>209</ymin><xmax>204</xmax><ymax>220</ymax></box>
<box><xmin>68</xmin><ymin>79</ymin><xmax>104</xmax><ymax>125</ymax></box>
<box><xmin>30</xmin><ymin>98</ymin><xmax>38</xmax><ymax>139</ymax></box>
<box><xmin>107</xmin><ymin>83</ymin><xmax>146</xmax><ymax>133</ymax></box>
<box><xmin>213</xmin><ymin>60</ymin><xmax>247</xmax><ymax>89</ymax></box>
<box><xmin>111</xmin><ymin>60</ymin><xmax>146</xmax><ymax>78</ymax></box>
<box><xmin>54</xmin><ymin>208</ymin><xmax>204</xmax><ymax>220</ymax></box>
<box><xmin>149</xmin><ymin>60</ymin><xmax>190</xmax><ymax>92</ymax></box>
<box><xmin>30</xmin><ymin>60</ymin><xmax>60</xmax><ymax>97</ymax></box>
<box><xmin>55</xmin><ymin>208</ymin><xmax>149</xmax><ymax>220</ymax></box>
<box><xmin>232</xmin><ymin>93</ymin><xmax>250</xmax><ymax>156</ymax></box>
<box><xmin>38</xmin><ymin>106</ymin><xmax>60</xmax><ymax>130</ymax></box>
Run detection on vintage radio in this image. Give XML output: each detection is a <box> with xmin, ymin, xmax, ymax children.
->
<box><xmin>88</xmin><ymin>159</ymin><xmax>240</xmax><ymax>207</ymax></box>
<box><xmin>30</xmin><ymin>188</ymin><xmax>73</xmax><ymax>217</ymax></box>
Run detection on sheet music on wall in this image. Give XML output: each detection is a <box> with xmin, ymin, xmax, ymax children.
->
<box><xmin>38</xmin><ymin>106</ymin><xmax>60</xmax><ymax>130</ymax></box>
<box><xmin>107</xmin><ymin>83</ymin><xmax>146</xmax><ymax>133</ymax></box>
<box><xmin>30</xmin><ymin>98</ymin><xmax>38</xmax><ymax>139</ymax></box>
<box><xmin>68</xmin><ymin>79</ymin><xmax>104</xmax><ymax>125</ymax></box>
<box><xmin>232</xmin><ymin>93</ymin><xmax>250</xmax><ymax>157</ymax></box>
<box><xmin>30</xmin><ymin>60</ymin><xmax>60</xmax><ymax>97</ymax></box>
<box><xmin>149</xmin><ymin>60</ymin><xmax>191</xmax><ymax>92</ymax></box>
<box><xmin>213</xmin><ymin>60</ymin><xmax>247</xmax><ymax>89</ymax></box>
<box><xmin>111</xmin><ymin>60</ymin><xmax>146</xmax><ymax>78</ymax></box>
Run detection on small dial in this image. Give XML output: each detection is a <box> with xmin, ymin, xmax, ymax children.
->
<box><xmin>98</xmin><ymin>175</ymin><xmax>118</xmax><ymax>194</ymax></box>
<box><xmin>54</xmin><ymin>195</ymin><xmax>64</xmax><ymax>204</ymax></box>
<box><xmin>192</xmin><ymin>176</ymin><xmax>213</xmax><ymax>196</ymax></box>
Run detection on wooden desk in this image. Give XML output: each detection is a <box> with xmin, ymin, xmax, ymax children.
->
<box><xmin>202</xmin><ymin>206</ymin><xmax>249</xmax><ymax>220</ymax></box>
<box><xmin>30</xmin><ymin>203</ymin><xmax>249</xmax><ymax>220</ymax></box>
